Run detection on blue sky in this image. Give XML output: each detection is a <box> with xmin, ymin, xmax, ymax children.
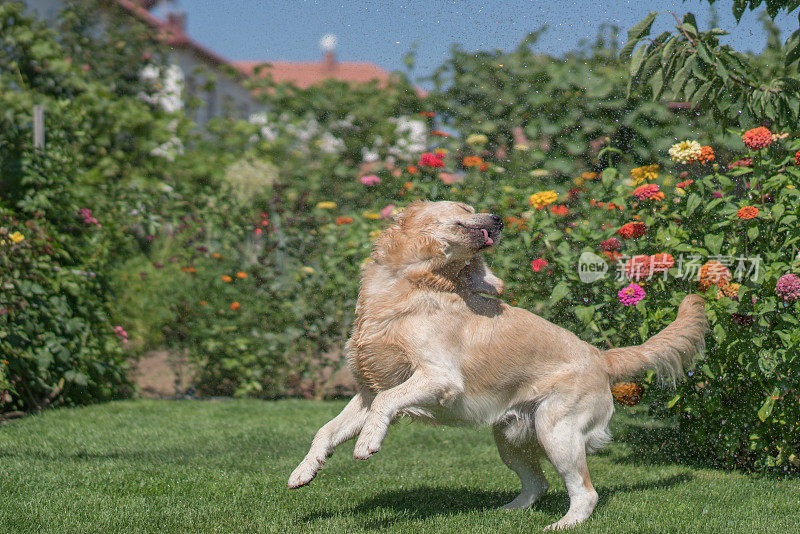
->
<box><xmin>158</xmin><ymin>1</ymin><xmax>797</xmax><ymax>80</ymax></box>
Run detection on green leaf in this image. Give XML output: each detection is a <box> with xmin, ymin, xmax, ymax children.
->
<box><xmin>747</xmin><ymin>225</ymin><xmax>759</xmax><ymax>240</ymax></box>
<box><xmin>550</xmin><ymin>282</ymin><xmax>569</xmax><ymax>304</ymax></box>
<box><xmin>704</xmin><ymin>233</ymin><xmax>724</xmax><ymax>255</ymax></box>
<box><xmin>666</xmin><ymin>394</ymin><xmax>681</xmax><ymax>408</ymax></box>
<box><xmin>758</xmin><ymin>395</ymin><xmax>775</xmax><ymax>422</ymax></box>
<box><xmin>621</xmin><ymin>12</ymin><xmax>658</xmax><ymax>59</ymax></box>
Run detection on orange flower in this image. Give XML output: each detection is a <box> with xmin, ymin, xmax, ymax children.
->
<box><xmin>420</xmin><ymin>111</ymin><xmax>435</xmax><ymax>117</ymax></box>
<box><xmin>581</xmin><ymin>172</ymin><xmax>598</xmax><ymax>181</ymax></box>
<box><xmin>737</xmin><ymin>206</ymin><xmax>759</xmax><ymax>220</ymax></box>
<box><xmin>335</xmin><ymin>216</ymin><xmax>354</xmax><ymax>225</ymax></box>
<box><xmin>212</xmin><ymin>252</ymin><xmax>222</xmax><ymax>259</ymax></box>
<box><xmin>698</xmin><ymin>261</ymin><xmax>732</xmax><ymax>290</ymax></box>
<box><xmin>462</xmin><ymin>156</ymin><xmax>483</xmax><ymax>167</ymax></box>
<box><xmin>431</xmin><ymin>130</ymin><xmax>450</xmax><ymax>137</ymax></box>
<box><xmin>199</xmin><ymin>300</ymin><xmax>208</xmax><ymax>306</ymax></box>
<box><xmin>650</xmin><ymin>253</ymin><xmax>675</xmax><ymax>273</ymax></box>
<box><xmin>550</xmin><ymin>205</ymin><xmax>569</xmax><ymax>216</ymax></box>
<box><xmin>236</xmin><ymin>271</ymin><xmax>248</xmax><ymax>278</ymax></box>
<box><xmin>188</xmin><ymin>267</ymin><xmax>197</xmax><ymax>273</ymax></box>
<box><xmin>504</xmin><ymin>216</ymin><xmax>528</xmax><ymax>230</ymax></box>
<box><xmin>675</xmin><ymin>179</ymin><xmax>694</xmax><ymax>189</ymax></box>
<box><xmin>479</xmin><ymin>162</ymin><xmax>490</xmax><ymax>171</ymax></box>
<box><xmin>697</xmin><ymin>145</ymin><xmax>715</xmax><ymax>164</ymax></box>
<box><xmin>617</xmin><ymin>222</ymin><xmax>647</xmax><ymax>239</ymax></box>
<box><xmin>221</xmin><ymin>275</ymin><xmax>232</xmax><ymax>282</ymax></box>
<box><xmin>611</xmin><ymin>382</ymin><xmax>643</xmax><ymax>406</ymax></box>
<box><xmin>181</xmin><ymin>267</ymin><xmax>190</xmax><ymax>272</ymax></box>
<box><xmin>229</xmin><ymin>302</ymin><xmax>240</xmax><ymax>310</ymax></box>
<box><xmin>406</xmin><ymin>166</ymin><xmax>418</xmax><ymax>174</ymax></box>
<box><xmin>742</xmin><ymin>127</ymin><xmax>772</xmax><ymax>150</ymax></box>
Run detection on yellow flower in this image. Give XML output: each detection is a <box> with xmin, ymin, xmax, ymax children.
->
<box><xmin>316</xmin><ymin>201</ymin><xmax>337</xmax><ymax>209</ymax></box>
<box><xmin>513</xmin><ymin>144</ymin><xmax>530</xmax><ymax>151</ymax></box>
<box><xmin>668</xmin><ymin>140</ymin><xmax>702</xmax><ymax>164</ymax></box>
<box><xmin>300</xmin><ymin>266</ymin><xmax>315</xmax><ymax>274</ymax></box>
<box><xmin>10</xmin><ymin>231</ymin><xmax>25</xmax><ymax>244</ymax></box>
<box><xmin>528</xmin><ymin>191</ymin><xmax>558</xmax><ymax>209</ymax></box>
<box><xmin>362</xmin><ymin>211</ymin><xmax>381</xmax><ymax>220</ymax></box>
<box><xmin>529</xmin><ymin>169</ymin><xmax>549</xmax><ymax>177</ymax></box>
<box><xmin>368</xmin><ymin>229</ymin><xmax>382</xmax><ymax>239</ymax></box>
<box><xmin>466</xmin><ymin>133</ymin><xmax>488</xmax><ymax>146</ymax></box>
<box><xmin>630</xmin><ymin>164</ymin><xmax>659</xmax><ymax>185</ymax></box>
<box><xmin>434</xmin><ymin>148</ymin><xmax>448</xmax><ymax>156</ymax></box>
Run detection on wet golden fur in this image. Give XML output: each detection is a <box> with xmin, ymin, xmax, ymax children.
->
<box><xmin>290</xmin><ymin>200</ymin><xmax>709</xmax><ymax>529</ymax></box>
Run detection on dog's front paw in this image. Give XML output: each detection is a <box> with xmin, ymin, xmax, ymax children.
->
<box><xmin>288</xmin><ymin>461</ymin><xmax>318</xmax><ymax>489</ymax></box>
<box><xmin>353</xmin><ymin>434</ymin><xmax>381</xmax><ymax>460</ymax></box>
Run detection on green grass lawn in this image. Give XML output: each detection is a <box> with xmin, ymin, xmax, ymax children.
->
<box><xmin>1</xmin><ymin>399</ymin><xmax>798</xmax><ymax>533</ymax></box>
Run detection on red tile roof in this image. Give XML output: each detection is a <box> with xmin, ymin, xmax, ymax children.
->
<box><xmin>233</xmin><ymin>54</ymin><xmax>394</xmax><ymax>88</ymax></box>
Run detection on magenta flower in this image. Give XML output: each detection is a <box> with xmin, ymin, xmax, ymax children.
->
<box><xmin>380</xmin><ymin>204</ymin><xmax>396</xmax><ymax>219</ymax></box>
<box><xmin>600</xmin><ymin>237</ymin><xmax>621</xmax><ymax>251</ymax></box>
<box><xmin>618</xmin><ymin>283</ymin><xmax>645</xmax><ymax>306</ymax></box>
<box><xmin>360</xmin><ymin>174</ymin><xmax>381</xmax><ymax>186</ymax></box>
<box><xmin>776</xmin><ymin>273</ymin><xmax>800</xmax><ymax>302</ymax></box>
<box><xmin>77</xmin><ymin>208</ymin><xmax>101</xmax><ymax>227</ymax></box>
<box><xmin>113</xmin><ymin>326</ymin><xmax>129</xmax><ymax>344</ymax></box>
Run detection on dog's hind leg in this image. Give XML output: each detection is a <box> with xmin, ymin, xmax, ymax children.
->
<box><xmin>493</xmin><ymin>424</ymin><xmax>549</xmax><ymax>509</ymax></box>
<box><xmin>535</xmin><ymin>399</ymin><xmax>600</xmax><ymax>530</ymax></box>
<box><xmin>353</xmin><ymin>370</ymin><xmax>456</xmax><ymax>460</ymax></box>
<box><xmin>288</xmin><ymin>389</ymin><xmax>373</xmax><ymax>489</ymax></box>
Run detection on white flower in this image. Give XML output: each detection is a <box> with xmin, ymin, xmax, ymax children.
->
<box><xmin>668</xmin><ymin>140</ymin><xmax>702</xmax><ymax>164</ymax></box>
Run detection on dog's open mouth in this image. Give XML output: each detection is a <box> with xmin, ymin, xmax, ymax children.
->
<box><xmin>459</xmin><ymin>224</ymin><xmax>496</xmax><ymax>247</ymax></box>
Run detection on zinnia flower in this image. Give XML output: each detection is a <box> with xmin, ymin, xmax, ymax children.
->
<box><xmin>742</xmin><ymin>127</ymin><xmax>772</xmax><ymax>150</ymax></box>
<box><xmin>729</xmin><ymin>158</ymin><xmax>753</xmax><ymax>169</ymax></box>
<box><xmin>716</xmin><ymin>282</ymin><xmax>741</xmax><ymax>300</ymax></box>
<box><xmin>431</xmin><ymin>130</ymin><xmax>450</xmax><ymax>137</ymax></box>
<box><xmin>669</xmin><ymin>140</ymin><xmax>702</xmax><ymax>163</ymax></box>
<box><xmin>675</xmin><ymin>179</ymin><xmax>694</xmax><ymax>189</ymax></box>
<box><xmin>776</xmin><ymin>273</ymin><xmax>800</xmax><ymax>302</ymax></box>
<box><xmin>633</xmin><ymin>183</ymin><xmax>661</xmax><ymax>201</ymax></box>
<box><xmin>624</xmin><ymin>255</ymin><xmax>653</xmax><ymax>281</ymax></box>
<box><xmin>528</xmin><ymin>191</ymin><xmax>558</xmax><ymax>209</ymax></box>
<box><xmin>462</xmin><ymin>156</ymin><xmax>483</xmax><ymax>167</ymax></box>
<box><xmin>617</xmin><ymin>222</ymin><xmax>647</xmax><ymax>239</ymax></box>
<box><xmin>380</xmin><ymin>204</ymin><xmax>396</xmax><ymax>219</ymax></box>
<box><xmin>737</xmin><ymin>206</ymin><xmax>759</xmax><ymax>220</ymax></box>
<box><xmin>230</xmin><ymin>302</ymin><xmax>240</xmax><ymax>310</ymax></box>
<box><xmin>113</xmin><ymin>326</ymin><xmax>128</xmax><ymax>343</ymax></box>
<box><xmin>420</xmin><ymin>111</ymin><xmax>435</xmax><ymax>117</ymax></box>
<box><xmin>360</xmin><ymin>174</ymin><xmax>381</xmax><ymax>186</ymax></box>
<box><xmin>698</xmin><ymin>261</ymin><xmax>732</xmax><ymax>290</ymax></box>
<box><xmin>697</xmin><ymin>146</ymin><xmax>714</xmax><ymax>164</ymax></box>
<box><xmin>10</xmin><ymin>231</ymin><xmax>24</xmax><ymax>244</ymax></box>
<box><xmin>650</xmin><ymin>253</ymin><xmax>675</xmax><ymax>273</ymax></box>
<box><xmin>795</xmin><ymin>150</ymin><xmax>800</xmax><ymax>166</ymax></box>
<box><xmin>406</xmin><ymin>166</ymin><xmax>419</xmax><ymax>174</ymax></box>
<box><xmin>363</xmin><ymin>211</ymin><xmax>381</xmax><ymax>220</ymax></box>
<box><xmin>236</xmin><ymin>272</ymin><xmax>248</xmax><ymax>278</ymax></box>
<box><xmin>618</xmin><ymin>283</ymin><xmax>646</xmax><ymax>306</ymax></box>
<box><xmin>630</xmin><ymin>165</ymin><xmax>659</xmax><ymax>185</ymax></box>
<box><xmin>335</xmin><ymin>216</ymin><xmax>354</xmax><ymax>225</ymax></box>
<box><xmin>316</xmin><ymin>201</ymin><xmax>337</xmax><ymax>209</ymax></box>
<box><xmin>221</xmin><ymin>275</ymin><xmax>232</xmax><ymax>282</ymax></box>
<box><xmin>600</xmin><ymin>238</ymin><xmax>621</xmax><ymax>251</ymax></box>
<box><xmin>419</xmin><ymin>152</ymin><xmax>445</xmax><ymax>168</ymax></box>
<box><xmin>550</xmin><ymin>205</ymin><xmax>569</xmax><ymax>216</ymax></box>
<box><xmin>531</xmin><ymin>258</ymin><xmax>549</xmax><ymax>272</ymax></box>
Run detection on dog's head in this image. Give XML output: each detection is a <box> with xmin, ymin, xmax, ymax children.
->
<box><xmin>372</xmin><ymin>201</ymin><xmax>503</xmax><ymax>288</ymax></box>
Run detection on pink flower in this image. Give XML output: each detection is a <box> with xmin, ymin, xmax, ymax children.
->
<box><xmin>419</xmin><ymin>152</ymin><xmax>445</xmax><ymax>168</ymax></box>
<box><xmin>632</xmin><ymin>183</ymin><xmax>661</xmax><ymax>201</ymax></box>
<box><xmin>531</xmin><ymin>258</ymin><xmax>548</xmax><ymax>272</ymax></box>
<box><xmin>360</xmin><ymin>174</ymin><xmax>381</xmax><ymax>186</ymax></box>
<box><xmin>380</xmin><ymin>204</ymin><xmax>395</xmax><ymax>219</ymax></box>
<box><xmin>113</xmin><ymin>326</ymin><xmax>129</xmax><ymax>344</ymax></box>
<box><xmin>618</xmin><ymin>283</ymin><xmax>645</xmax><ymax>306</ymax></box>
<box><xmin>776</xmin><ymin>273</ymin><xmax>800</xmax><ymax>302</ymax></box>
<box><xmin>600</xmin><ymin>238</ymin><xmax>621</xmax><ymax>251</ymax></box>
<box><xmin>77</xmin><ymin>208</ymin><xmax>101</xmax><ymax>227</ymax></box>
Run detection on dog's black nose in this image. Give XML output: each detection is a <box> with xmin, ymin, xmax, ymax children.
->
<box><xmin>490</xmin><ymin>214</ymin><xmax>503</xmax><ymax>228</ymax></box>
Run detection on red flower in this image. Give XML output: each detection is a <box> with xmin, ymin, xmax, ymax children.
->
<box><xmin>697</xmin><ymin>146</ymin><xmax>715</xmax><ymax>164</ymax></box>
<box><xmin>600</xmin><ymin>238</ymin><xmax>620</xmax><ymax>251</ymax></box>
<box><xmin>531</xmin><ymin>258</ymin><xmax>548</xmax><ymax>272</ymax></box>
<box><xmin>335</xmin><ymin>217</ymin><xmax>354</xmax><ymax>225</ymax></box>
<box><xmin>650</xmin><ymin>253</ymin><xmax>675</xmax><ymax>272</ymax></box>
<box><xmin>736</xmin><ymin>206</ymin><xmax>759</xmax><ymax>220</ymax></box>
<box><xmin>675</xmin><ymin>179</ymin><xmax>694</xmax><ymax>189</ymax></box>
<box><xmin>617</xmin><ymin>222</ymin><xmax>647</xmax><ymax>239</ymax></box>
<box><xmin>420</xmin><ymin>111</ymin><xmax>435</xmax><ymax>117</ymax></box>
<box><xmin>728</xmin><ymin>158</ymin><xmax>753</xmax><ymax>169</ymax></box>
<box><xmin>624</xmin><ymin>255</ymin><xmax>653</xmax><ymax>281</ymax></box>
<box><xmin>795</xmin><ymin>150</ymin><xmax>800</xmax><ymax>166</ymax></box>
<box><xmin>431</xmin><ymin>130</ymin><xmax>450</xmax><ymax>137</ymax></box>
<box><xmin>419</xmin><ymin>152</ymin><xmax>445</xmax><ymax>168</ymax></box>
<box><xmin>550</xmin><ymin>205</ymin><xmax>569</xmax><ymax>216</ymax></box>
<box><xmin>742</xmin><ymin>127</ymin><xmax>772</xmax><ymax>150</ymax></box>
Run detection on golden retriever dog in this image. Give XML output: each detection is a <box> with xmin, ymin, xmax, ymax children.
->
<box><xmin>288</xmin><ymin>200</ymin><xmax>708</xmax><ymax>529</ymax></box>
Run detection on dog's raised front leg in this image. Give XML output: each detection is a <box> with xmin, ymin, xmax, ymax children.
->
<box><xmin>288</xmin><ymin>389</ymin><xmax>373</xmax><ymax>489</ymax></box>
<box><xmin>353</xmin><ymin>370</ymin><xmax>456</xmax><ymax>460</ymax></box>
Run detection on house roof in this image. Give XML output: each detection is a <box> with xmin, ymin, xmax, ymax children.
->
<box><xmin>233</xmin><ymin>55</ymin><xmax>395</xmax><ymax>89</ymax></box>
<box><xmin>112</xmin><ymin>0</ymin><xmax>237</xmax><ymax>72</ymax></box>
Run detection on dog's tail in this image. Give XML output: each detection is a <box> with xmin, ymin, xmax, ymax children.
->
<box><xmin>602</xmin><ymin>294</ymin><xmax>708</xmax><ymax>382</ymax></box>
